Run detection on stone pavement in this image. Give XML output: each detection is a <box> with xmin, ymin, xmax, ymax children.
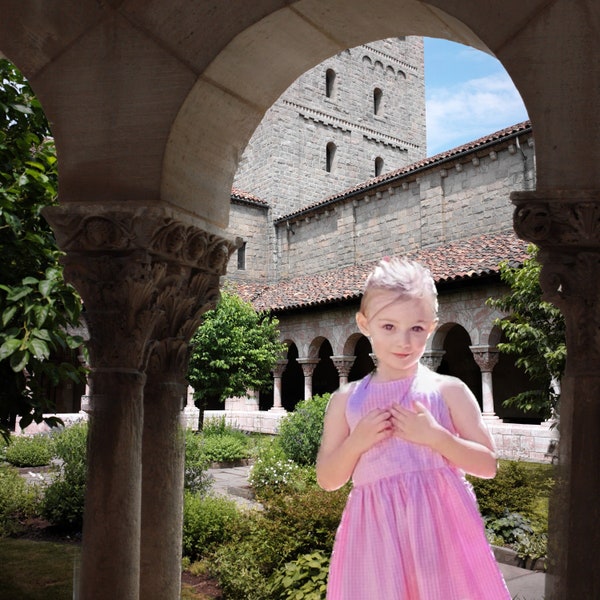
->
<box><xmin>209</xmin><ymin>465</ymin><xmax>548</xmax><ymax>600</ymax></box>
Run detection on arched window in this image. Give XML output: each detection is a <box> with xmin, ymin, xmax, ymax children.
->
<box><xmin>326</xmin><ymin>142</ymin><xmax>336</xmax><ymax>172</ymax></box>
<box><xmin>373</xmin><ymin>87</ymin><xmax>383</xmax><ymax>115</ymax></box>
<box><xmin>325</xmin><ymin>69</ymin><xmax>336</xmax><ymax>99</ymax></box>
<box><xmin>237</xmin><ymin>241</ymin><xmax>246</xmax><ymax>270</ymax></box>
<box><xmin>375</xmin><ymin>157</ymin><xmax>384</xmax><ymax>176</ymax></box>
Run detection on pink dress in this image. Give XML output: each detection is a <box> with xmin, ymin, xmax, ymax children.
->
<box><xmin>327</xmin><ymin>366</ymin><xmax>511</xmax><ymax>600</ymax></box>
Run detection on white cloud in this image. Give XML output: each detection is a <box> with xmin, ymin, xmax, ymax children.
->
<box><xmin>426</xmin><ymin>72</ymin><xmax>529</xmax><ymax>156</ymax></box>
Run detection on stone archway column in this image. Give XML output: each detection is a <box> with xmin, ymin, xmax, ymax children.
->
<box><xmin>421</xmin><ymin>350</ymin><xmax>446</xmax><ymax>372</ymax></box>
<box><xmin>43</xmin><ymin>204</ymin><xmax>237</xmax><ymax>600</ymax></box>
<box><xmin>270</xmin><ymin>359</ymin><xmax>288</xmax><ymax>411</ymax></box>
<box><xmin>512</xmin><ymin>189</ymin><xmax>600</xmax><ymax>599</ymax></box>
<box><xmin>140</xmin><ymin>218</ymin><xmax>236</xmax><ymax>600</ymax></box>
<box><xmin>469</xmin><ymin>346</ymin><xmax>500</xmax><ymax>420</ymax></box>
<box><xmin>331</xmin><ymin>355</ymin><xmax>356</xmax><ymax>386</ymax></box>
<box><xmin>297</xmin><ymin>358</ymin><xmax>319</xmax><ymax>400</ymax></box>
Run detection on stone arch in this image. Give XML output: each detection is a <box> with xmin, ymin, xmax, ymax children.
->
<box><xmin>435</xmin><ymin>322</ymin><xmax>482</xmax><ymax>407</ymax></box>
<box><xmin>280</xmin><ymin>341</ymin><xmax>304</xmax><ymax>411</ymax></box>
<box><xmin>310</xmin><ymin>337</ymin><xmax>338</xmax><ymax>397</ymax></box>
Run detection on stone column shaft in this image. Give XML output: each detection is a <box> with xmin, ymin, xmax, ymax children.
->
<box><xmin>297</xmin><ymin>358</ymin><xmax>319</xmax><ymax>400</ymax></box>
<box><xmin>270</xmin><ymin>359</ymin><xmax>287</xmax><ymax>411</ymax></box>
<box><xmin>512</xmin><ymin>189</ymin><xmax>600</xmax><ymax>599</ymax></box>
<box><xmin>469</xmin><ymin>346</ymin><xmax>500</xmax><ymax>420</ymax></box>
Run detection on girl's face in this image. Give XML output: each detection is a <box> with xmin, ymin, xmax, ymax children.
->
<box><xmin>356</xmin><ymin>290</ymin><xmax>437</xmax><ymax>381</ymax></box>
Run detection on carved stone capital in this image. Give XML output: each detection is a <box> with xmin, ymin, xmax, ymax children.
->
<box><xmin>330</xmin><ymin>355</ymin><xmax>356</xmax><ymax>377</ymax></box>
<box><xmin>469</xmin><ymin>346</ymin><xmax>499</xmax><ymax>372</ymax></box>
<box><xmin>273</xmin><ymin>359</ymin><xmax>288</xmax><ymax>379</ymax></box>
<box><xmin>43</xmin><ymin>204</ymin><xmax>239</xmax><ymax>374</ymax></box>
<box><xmin>512</xmin><ymin>190</ymin><xmax>600</xmax><ymax>248</ymax></box>
<box><xmin>297</xmin><ymin>358</ymin><xmax>320</xmax><ymax>377</ymax></box>
<box><xmin>511</xmin><ymin>190</ymin><xmax>600</xmax><ymax>375</ymax></box>
<box><xmin>421</xmin><ymin>350</ymin><xmax>446</xmax><ymax>371</ymax></box>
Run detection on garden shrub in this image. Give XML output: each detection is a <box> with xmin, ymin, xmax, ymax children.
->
<box><xmin>468</xmin><ymin>460</ymin><xmax>535</xmax><ymax>518</ymax></box>
<box><xmin>268</xmin><ymin>550</ymin><xmax>330</xmax><ymax>599</ymax></box>
<box><xmin>42</xmin><ymin>422</ymin><xmax>87</xmax><ymax>530</ymax></box>
<box><xmin>182</xmin><ymin>491</ymin><xmax>241</xmax><ymax>561</ymax></box>
<box><xmin>0</xmin><ymin>465</ymin><xmax>42</xmax><ymax>536</ymax></box>
<box><xmin>278</xmin><ymin>394</ymin><xmax>330</xmax><ymax>466</ymax></box>
<box><xmin>4</xmin><ymin>434</ymin><xmax>54</xmax><ymax>467</ymax></box>
<box><xmin>184</xmin><ymin>429</ymin><xmax>213</xmax><ymax>495</ymax></box>
<box><xmin>248</xmin><ymin>440</ymin><xmax>300</xmax><ymax>498</ymax></box>
<box><xmin>201</xmin><ymin>435</ymin><xmax>248</xmax><ymax>463</ymax></box>
<box><xmin>210</xmin><ymin>484</ymin><xmax>347</xmax><ymax>599</ymax></box>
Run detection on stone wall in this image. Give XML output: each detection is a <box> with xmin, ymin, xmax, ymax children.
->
<box><xmin>274</xmin><ymin>133</ymin><xmax>535</xmax><ymax>279</ymax></box>
<box><xmin>233</xmin><ymin>37</ymin><xmax>426</xmax><ymax>217</ymax></box>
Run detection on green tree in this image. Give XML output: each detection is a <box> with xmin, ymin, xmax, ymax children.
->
<box><xmin>187</xmin><ymin>289</ymin><xmax>286</xmax><ymax>427</ymax></box>
<box><xmin>487</xmin><ymin>244</ymin><xmax>566</xmax><ymax>419</ymax></box>
<box><xmin>0</xmin><ymin>59</ymin><xmax>86</xmax><ymax>439</ymax></box>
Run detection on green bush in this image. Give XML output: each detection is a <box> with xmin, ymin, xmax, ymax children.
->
<box><xmin>210</xmin><ymin>484</ymin><xmax>347</xmax><ymax>600</ymax></box>
<box><xmin>468</xmin><ymin>460</ymin><xmax>536</xmax><ymax>519</ymax></box>
<box><xmin>0</xmin><ymin>466</ymin><xmax>42</xmax><ymax>536</ymax></box>
<box><xmin>202</xmin><ymin>435</ymin><xmax>248</xmax><ymax>463</ymax></box>
<box><xmin>248</xmin><ymin>440</ymin><xmax>300</xmax><ymax>498</ymax></box>
<box><xmin>4</xmin><ymin>435</ymin><xmax>54</xmax><ymax>468</ymax></box>
<box><xmin>182</xmin><ymin>491</ymin><xmax>241</xmax><ymax>561</ymax></box>
<box><xmin>278</xmin><ymin>394</ymin><xmax>330</xmax><ymax>466</ymax></box>
<box><xmin>42</xmin><ymin>422</ymin><xmax>87</xmax><ymax>530</ymax></box>
<box><xmin>268</xmin><ymin>550</ymin><xmax>330</xmax><ymax>599</ymax></box>
<box><xmin>184</xmin><ymin>429</ymin><xmax>213</xmax><ymax>495</ymax></box>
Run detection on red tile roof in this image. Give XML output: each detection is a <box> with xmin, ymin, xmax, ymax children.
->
<box><xmin>274</xmin><ymin>121</ymin><xmax>532</xmax><ymax>224</ymax></box>
<box><xmin>234</xmin><ymin>230</ymin><xmax>530</xmax><ymax>312</ymax></box>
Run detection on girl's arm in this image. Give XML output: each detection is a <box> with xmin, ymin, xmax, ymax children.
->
<box><xmin>316</xmin><ymin>386</ymin><xmax>393</xmax><ymax>491</ymax></box>
<box><xmin>390</xmin><ymin>377</ymin><xmax>497</xmax><ymax>479</ymax></box>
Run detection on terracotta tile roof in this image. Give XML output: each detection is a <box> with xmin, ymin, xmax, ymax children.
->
<box><xmin>233</xmin><ymin>230</ymin><xmax>530</xmax><ymax>313</ymax></box>
<box><xmin>231</xmin><ymin>187</ymin><xmax>269</xmax><ymax>207</ymax></box>
<box><xmin>274</xmin><ymin>121</ymin><xmax>532</xmax><ymax>224</ymax></box>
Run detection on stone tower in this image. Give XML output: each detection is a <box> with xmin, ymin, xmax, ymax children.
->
<box><xmin>233</xmin><ymin>37</ymin><xmax>426</xmax><ymax>218</ymax></box>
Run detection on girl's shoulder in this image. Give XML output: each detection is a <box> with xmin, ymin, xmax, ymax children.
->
<box><xmin>417</xmin><ymin>366</ymin><xmax>471</xmax><ymax>399</ymax></box>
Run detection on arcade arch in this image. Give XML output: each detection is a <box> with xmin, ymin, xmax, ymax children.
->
<box><xmin>1</xmin><ymin>2</ymin><xmax>599</xmax><ymax>598</ymax></box>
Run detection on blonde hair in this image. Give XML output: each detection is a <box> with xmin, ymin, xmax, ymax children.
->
<box><xmin>360</xmin><ymin>257</ymin><xmax>438</xmax><ymax>315</ymax></box>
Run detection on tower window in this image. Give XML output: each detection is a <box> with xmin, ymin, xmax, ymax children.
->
<box><xmin>375</xmin><ymin>157</ymin><xmax>384</xmax><ymax>176</ymax></box>
<box><xmin>326</xmin><ymin>142</ymin><xmax>337</xmax><ymax>173</ymax></box>
<box><xmin>237</xmin><ymin>242</ymin><xmax>246</xmax><ymax>270</ymax></box>
<box><xmin>373</xmin><ymin>87</ymin><xmax>383</xmax><ymax>115</ymax></box>
<box><xmin>325</xmin><ymin>69</ymin><xmax>337</xmax><ymax>99</ymax></box>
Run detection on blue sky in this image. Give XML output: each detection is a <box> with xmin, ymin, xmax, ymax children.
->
<box><xmin>424</xmin><ymin>38</ymin><xmax>529</xmax><ymax>157</ymax></box>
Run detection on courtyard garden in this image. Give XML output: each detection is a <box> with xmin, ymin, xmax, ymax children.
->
<box><xmin>0</xmin><ymin>395</ymin><xmax>553</xmax><ymax>599</ymax></box>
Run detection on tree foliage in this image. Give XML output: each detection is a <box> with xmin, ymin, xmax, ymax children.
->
<box><xmin>187</xmin><ymin>290</ymin><xmax>286</xmax><ymax>418</ymax></box>
<box><xmin>0</xmin><ymin>59</ymin><xmax>86</xmax><ymax>438</ymax></box>
<box><xmin>487</xmin><ymin>245</ymin><xmax>566</xmax><ymax>419</ymax></box>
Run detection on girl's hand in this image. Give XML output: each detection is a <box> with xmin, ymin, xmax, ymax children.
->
<box><xmin>349</xmin><ymin>408</ymin><xmax>393</xmax><ymax>454</ymax></box>
<box><xmin>390</xmin><ymin>401</ymin><xmax>444</xmax><ymax>447</ymax></box>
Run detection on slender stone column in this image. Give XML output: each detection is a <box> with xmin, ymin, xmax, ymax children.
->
<box><xmin>420</xmin><ymin>350</ymin><xmax>446</xmax><ymax>372</ymax></box>
<box><xmin>270</xmin><ymin>360</ymin><xmax>288</xmax><ymax>411</ymax></box>
<box><xmin>140</xmin><ymin>219</ymin><xmax>236</xmax><ymax>600</ymax></box>
<box><xmin>469</xmin><ymin>346</ymin><xmax>500</xmax><ymax>420</ymax></box>
<box><xmin>331</xmin><ymin>355</ymin><xmax>356</xmax><ymax>386</ymax></box>
<box><xmin>297</xmin><ymin>358</ymin><xmax>319</xmax><ymax>400</ymax></box>
<box><xmin>43</xmin><ymin>204</ymin><xmax>237</xmax><ymax>600</ymax></box>
<box><xmin>512</xmin><ymin>189</ymin><xmax>600</xmax><ymax>599</ymax></box>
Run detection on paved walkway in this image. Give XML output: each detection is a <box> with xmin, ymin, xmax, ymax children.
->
<box><xmin>209</xmin><ymin>465</ymin><xmax>547</xmax><ymax>600</ymax></box>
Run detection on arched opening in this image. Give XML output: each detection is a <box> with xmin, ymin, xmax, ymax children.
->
<box><xmin>312</xmin><ymin>339</ymin><xmax>338</xmax><ymax>397</ymax></box>
<box><xmin>325</xmin><ymin>68</ymin><xmax>337</xmax><ymax>99</ymax></box>
<box><xmin>280</xmin><ymin>342</ymin><xmax>305</xmax><ymax>411</ymax></box>
<box><xmin>373</xmin><ymin>86</ymin><xmax>383</xmax><ymax>115</ymax></box>
<box><xmin>348</xmin><ymin>335</ymin><xmax>374</xmax><ymax>381</ymax></box>
<box><xmin>326</xmin><ymin>141</ymin><xmax>337</xmax><ymax>173</ymax></box>
<box><xmin>375</xmin><ymin>156</ymin><xmax>384</xmax><ymax>176</ymax></box>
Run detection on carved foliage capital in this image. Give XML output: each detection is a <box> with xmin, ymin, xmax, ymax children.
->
<box><xmin>43</xmin><ymin>205</ymin><xmax>238</xmax><ymax>373</ymax></box>
<box><xmin>512</xmin><ymin>190</ymin><xmax>600</xmax><ymax>248</ymax></box>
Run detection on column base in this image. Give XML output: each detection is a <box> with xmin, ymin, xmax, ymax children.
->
<box><xmin>483</xmin><ymin>413</ymin><xmax>502</xmax><ymax>422</ymax></box>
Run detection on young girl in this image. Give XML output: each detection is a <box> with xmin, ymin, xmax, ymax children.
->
<box><xmin>316</xmin><ymin>257</ymin><xmax>511</xmax><ymax>599</ymax></box>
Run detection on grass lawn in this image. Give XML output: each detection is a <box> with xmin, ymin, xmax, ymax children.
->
<box><xmin>0</xmin><ymin>538</ymin><xmax>211</xmax><ymax>600</ymax></box>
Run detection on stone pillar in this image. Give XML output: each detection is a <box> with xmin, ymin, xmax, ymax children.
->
<box><xmin>420</xmin><ymin>350</ymin><xmax>446</xmax><ymax>372</ymax></box>
<box><xmin>140</xmin><ymin>218</ymin><xmax>235</xmax><ymax>600</ymax></box>
<box><xmin>43</xmin><ymin>204</ymin><xmax>237</xmax><ymax>600</ymax></box>
<box><xmin>512</xmin><ymin>189</ymin><xmax>600</xmax><ymax>599</ymax></box>
<box><xmin>297</xmin><ymin>358</ymin><xmax>319</xmax><ymax>400</ymax></box>
<box><xmin>469</xmin><ymin>346</ymin><xmax>500</xmax><ymax>420</ymax></box>
<box><xmin>331</xmin><ymin>355</ymin><xmax>356</xmax><ymax>386</ymax></box>
<box><xmin>270</xmin><ymin>359</ymin><xmax>288</xmax><ymax>411</ymax></box>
